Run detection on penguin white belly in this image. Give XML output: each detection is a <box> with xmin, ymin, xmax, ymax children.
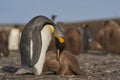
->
<box><xmin>34</xmin><ymin>26</ymin><xmax>52</xmax><ymax>75</ymax></box>
<box><xmin>8</xmin><ymin>29</ymin><xmax>20</xmax><ymax>50</ymax></box>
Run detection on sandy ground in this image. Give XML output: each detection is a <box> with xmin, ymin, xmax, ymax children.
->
<box><xmin>0</xmin><ymin>51</ymin><xmax>120</xmax><ymax>80</ymax></box>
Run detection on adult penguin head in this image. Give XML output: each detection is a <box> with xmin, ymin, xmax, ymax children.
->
<box><xmin>47</xmin><ymin>23</ymin><xmax>65</xmax><ymax>61</ymax></box>
<box><xmin>54</xmin><ymin>26</ymin><xmax>65</xmax><ymax>60</ymax></box>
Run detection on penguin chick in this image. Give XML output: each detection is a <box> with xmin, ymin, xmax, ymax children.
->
<box><xmin>43</xmin><ymin>50</ymin><xmax>85</xmax><ymax>76</ymax></box>
<box><xmin>0</xmin><ymin>31</ymin><xmax>9</xmax><ymax>57</ymax></box>
<box><xmin>43</xmin><ymin>50</ymin><xmax>60</xmax><ymax>74</ymax></box>
<box><xmin>65</xmin><ymin>27</ymin><xmax>81</xmax><ymax>55</ymax></box>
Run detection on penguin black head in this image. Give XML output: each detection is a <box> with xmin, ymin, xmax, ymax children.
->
<box><xmin>55</xmin><ymin>37</ymin><xmax>65</xmax><ymax>53</ymax></box>
<box><xmin>54</xmin><ymin>26</ymin><xmax>65</xmax><ymax>60</ymax></box>
<box><xmin>82</xmin><ymin>23</ymin><xmax>88</xmax><ymax>28</ymax></box>
<box><xmin>55</xmin><ymin>36</ymin><xmax>65</xmax><ymax>61</ymax></box>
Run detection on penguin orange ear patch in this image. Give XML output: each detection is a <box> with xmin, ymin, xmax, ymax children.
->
<box><xmin>50</xmin><ymin>27</ymin><xmax>55</xmax><ymax>34</ymax></box>
<box><xmin>45</xmin><ymin>24</ymin><xmax>55</xmax><ymax>34</ymax></box>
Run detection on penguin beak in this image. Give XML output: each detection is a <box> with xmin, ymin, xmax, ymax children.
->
<box><xmin>56</xmin><ymin>49</ymin><xmax>60</xmax><ymax>61</ymax></box>
<box><xmin>55</xmin><ymin>36</ymin><xmax>65</xmax><ymax>61</ymax></box>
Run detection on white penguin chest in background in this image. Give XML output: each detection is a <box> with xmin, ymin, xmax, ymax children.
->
<box><xmin>8</xmin><ymin>28</ymin><xmax>20</xmax><ymax>50</ymax></box>
<box><xmin>34</xmin><ymin>26</ymin><xmax>52</xmax><ymax>75</ymax></box>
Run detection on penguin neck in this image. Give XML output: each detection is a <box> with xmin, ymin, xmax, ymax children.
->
<box><xmin>34</xmin><ymin>26</ymin><xmax>52</xmax><ymax>75</ymax></box>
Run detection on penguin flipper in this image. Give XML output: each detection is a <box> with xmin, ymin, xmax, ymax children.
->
<box><xmin>31</xmin><ymin>27</ymin><xmax>42</xmax><ymax>66</ymax></box>
<box><xmin>20</xmin><ymin>35</ymin><xmax>31</xmax><ymax>67</ymax></box>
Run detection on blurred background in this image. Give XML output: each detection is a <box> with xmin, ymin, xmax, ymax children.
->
<box><xmin>0</xmin><ymin>0</ymin><xmax>120</xmax><ymax>54</ymax></box>
<box><xmin>0</xmin><ymin>0</ymin><xmax>120</xmax><ymax>24</ymax></box>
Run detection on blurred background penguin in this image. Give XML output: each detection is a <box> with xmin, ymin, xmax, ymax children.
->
<box><xmin>8</xmin><ymin>25</ymin><xmax>21</xmax><ymax>51</ymax></box>
<box><xmin>0</xmin><ymin>30</ymin><xmax>9</xmax><ymax>57</ymax></box>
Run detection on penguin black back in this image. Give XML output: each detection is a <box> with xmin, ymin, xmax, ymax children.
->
<box><xmin>20</xmin><ymin>16</ymin><xmax>55</xmax><ymax>67</ymax></box>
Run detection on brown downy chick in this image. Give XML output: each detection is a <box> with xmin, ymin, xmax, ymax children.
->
<box><xmin>43</xmin><ymin>50</ymin><xmax>60</xmax><ymax>74</ymax></box>
<box><xmin>58</xmin><ymin>50</ymin><xmax>85</xmax><ymax>75</ymax></box>
<box><xmin>65</xmin><ymin>27</ymin><xmax>81</xmax><ymax>55</ymax></box>
<box><xmin>43</xmin><ymin>50</ymin><xmax>85</xmax><ymax>76</ymax></box>
<box><xmin>0</xmin><ymin>31</ymin><xmax>9</xmax><ymax>57</ymax></box>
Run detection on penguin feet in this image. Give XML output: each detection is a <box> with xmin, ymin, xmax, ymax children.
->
<box><xmin>15</xmin><ymin>67</ymin><xmax>34</xmax><ymax>75</ymax></box>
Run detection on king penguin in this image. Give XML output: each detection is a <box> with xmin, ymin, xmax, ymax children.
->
<box><xmin>16</xmin><ymin>16</ymin><xmax>64</xmax><ymax>75</ymax></box>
